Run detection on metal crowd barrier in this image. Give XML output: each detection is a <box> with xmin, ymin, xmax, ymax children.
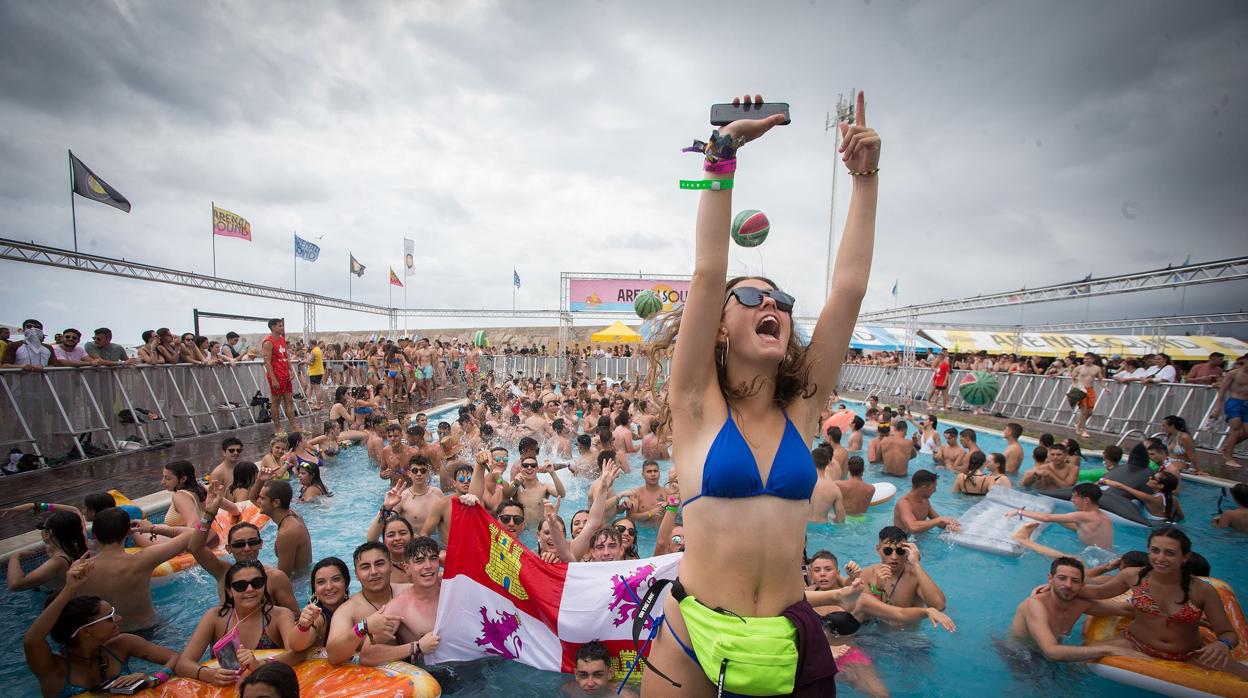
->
<box><xmin>319</xmin><ymin>355</ymin><xmax>655</xmax><ymax>386</ymax></box>
<box><xmin>0</xmin><ymin>361</ymin><xmax>314</xmax><ymax>463</ymax></box>
<box><xmin>835</xmin><ymin>364</ymin><xmax>1244</xmax><ymax>456</ymax></box>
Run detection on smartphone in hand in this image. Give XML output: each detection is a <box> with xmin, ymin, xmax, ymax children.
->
<box><xmin>710</xmin><ymin>102</ymin><xmax>791</xmax><ymax>126</ymax></box>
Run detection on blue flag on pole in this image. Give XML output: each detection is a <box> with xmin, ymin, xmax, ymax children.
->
<box><xmin>891</xmin><ymin>279</ymin><xmax>899</xmax><ymax>297</ymax></box>
<box><xmin>294</xmin><ymin>233</ymin><xmax>321</xmax><ymax>262</ymax></box>
<box><xmin>514</xmin><ymin>269</ymin><xmax>521</xmax><ymax>289</ymax></box>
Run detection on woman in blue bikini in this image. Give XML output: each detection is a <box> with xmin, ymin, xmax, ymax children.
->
<box><xmin>641</xmin><ymin>92</ymin><xmax>879</xmax><ymax>696</ymax></box>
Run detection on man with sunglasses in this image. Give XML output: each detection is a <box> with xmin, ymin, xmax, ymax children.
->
<box><xmin>506</xmin><ymin>456</ymin><xmax>566</xmax><ymax>527</ymax></box>
<box><xmin>83</xmin><ymin>327</ymin><xmax>133</xmax><ymax>365</ymax></box>
<box><xmin>256</xmin><ymin>480</ymin><xmax>312</xmax><ymax>576</ymax></box>
<box><xmin>208</xmin><ymin>437</ymin><xmax>245</xmax><ymax>491</ymax></box>
<box><xmin>359</xmin><ymin>537</ymin><xmax>443</xmax><ymax>667</ymax></box>
<box><xmin>393</xmin><ymin>455</ymin><xmax>445</xmax><ymax>535</ymax></box>
<box><xmin>190</xmin><ymin>481</ymin><xmax>299</xmax><ymax>613</ymax></box>
<box><xmin>421</xmin><ymin>463</ymin><xmax>477</xmax><ymax>543</ymax></box>
<box><xmin>854</xmin><ymin>526</ymin><xmax>950</xmax><ymax>626</ymax></box>
<box><xmin>51</xmin><ymin>328</ymin><xmax>98</xmax><ymax>367</ymax></box>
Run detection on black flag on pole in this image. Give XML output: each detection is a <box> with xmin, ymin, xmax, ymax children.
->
<box><xmin>69</xmin><ymin>151</ymin><xmax>131</xmax><ymax>212</ymax></box>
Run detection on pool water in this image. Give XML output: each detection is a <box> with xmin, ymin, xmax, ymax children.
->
<box><xmin>1</xmin><ymin>403</ymin><xmax>1244</xmax><ymax>697</ymax></box>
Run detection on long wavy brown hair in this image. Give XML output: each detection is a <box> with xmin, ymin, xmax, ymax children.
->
<box><xmin>645</xmin><ymin>276</ymin><xmax>815</xmax><ymax>440</ymax></box>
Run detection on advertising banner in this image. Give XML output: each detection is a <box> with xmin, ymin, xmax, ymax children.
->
<box><xmin>568</xmin><ymin>277</ymin><xmax>689</xmax><ymax>313</ymax></box>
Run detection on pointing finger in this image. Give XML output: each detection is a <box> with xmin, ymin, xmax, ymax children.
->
<box><xmin>856</xmin><ymin>90</ymin><xmax>866</xmax><ymax>128</ymax></box>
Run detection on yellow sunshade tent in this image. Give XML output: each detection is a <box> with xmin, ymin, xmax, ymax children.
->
<box><xmin>590</xmin><ymin>321</ymin><xmax>643</xmax><ymax>344</ymax></box>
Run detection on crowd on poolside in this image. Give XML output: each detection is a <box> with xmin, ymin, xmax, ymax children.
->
<box><xmin>3</xmin><ymin>316</ymin><xmax>1248</xmax><ymax>697</ymax></box>
<box><xmin>846</xmin><ymin>348</ymin><xmax>1231</xmax><ymax>385</ymax></box>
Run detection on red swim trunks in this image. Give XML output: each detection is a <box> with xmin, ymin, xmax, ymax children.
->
<box><xmin>1079</xmin><ymin>386</ymin><xmax>1097</xmax><ymax>410</ymax></box>
<box><xmin>269</xmin><ymin>376</ymin><xmax>292</xmax><ymax>396</ymax></box>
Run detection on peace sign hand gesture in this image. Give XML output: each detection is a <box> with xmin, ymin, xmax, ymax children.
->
<box><xmin>838</xmin><ymin>91</ymin><xmax>881</xmax><ymax>173</ymax></box>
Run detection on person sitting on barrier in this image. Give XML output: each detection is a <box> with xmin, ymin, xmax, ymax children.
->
<box><xmin>4</xmin><ymin>509</ymin><xmax>88</xmax><ymax>592</ymax></box>
<box><xmin>174</xmin><ymin>560</ymin><xmax>308</xmax><ymax>686</ymax></box>
<box><xmin>256</xmin><ymin>480</ymin><xmax>312</xmax><ymax>576</ymax></box>
<box><xmin>1082</xmin><ymin>527</ymin><xmax>1248</xmax><ymax>678</ymax></box>
<box><xmin>1005</xmin><ymin>556</ymin><xmax>1138</xmax><ymax>664</ymax></box>
<box><xmin>1160</xmin><ymin>414</ymin><xmax>1205</xmax><ymax>475</ymax></box>
<box><xmin>933</xmin><ymin>427</ymin><xmax>963</xmax><ymax>470</ymax></box>
<box><xmin>856</xmin><ymin>527</ymin><xmax>954</xmax><ymax>627</ymax></box>
<box><xmin>1103</xmin><ymin>470</ymin><xmax>1183</xmax><ymax>522</ymax></box>
<box><xmin>1021</xmin><ymin>442</ymin><xmax>1076</xmax><ymax>490</ymax></box>
<box><xmin>1010</xmin><ymin>483</ymin><xmax>1114</xmax><ymax>555</ymax></box>
<box><xmin>894</xmin><ymin>470</ymin><xmax>961</xmax><ymax>534</ymax></box>
<box><xmin>1212</xmin><ymin>483</ymin><xmax>1248</xmax><ymax>532</ymax></box>
<box><xmin>76</xmin><ymin>508</ymin><xmax>191</xmax><ymax>631</ymax></box>
<box><xmin>23</xmin><ymin>557</ymin><xmax>179</xmax><ymax>698</ymax></box>
<box><xmin>836</xmin><ymin>455</ymin><xmax>876</xmax><ymax>515</ymax></box>
<box><xmin>191</xmin><ymin>481</ymin><xmax>299</xmax><ymax>613</ymax></box>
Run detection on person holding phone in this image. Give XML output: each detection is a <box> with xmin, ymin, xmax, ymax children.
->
<box><xmin>638</xmin><ymin>93</ymin><xmax>879</xmax><ymax>697</ymax></box>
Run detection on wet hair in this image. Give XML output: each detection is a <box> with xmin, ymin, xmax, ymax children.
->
<box><xmin>911</xmin><ymin>469</ymin><xmax>937</xmax><ymax>488</ymax></box>
<box><xmin>987</xmin><ymin>452</ymin><xmax>1006</xmax><ymax>474</ymax></box>
<box><xmin>311</xmin><ymin>556</ymin><xmax>351</xmax><ymax>613</ymax></box>
<box><xmin>847</xmin><ymin>455</ymin><xmax>865</xmax><ymax>477</ymax></box>
<box><xmin>220</xmin><ymin>560</ymin><xmax>273</xmax><ymax>623</ymax></box>
<box><xmin>82</xmin><ymin>492</ymin><xmax>116</xmax><ymax>515</ymax></box>
<box><xmin>1005</xmin><ymin>423</ymin><xmax>1022</xmax><ymax>439</ymax></box>
<box><xmin>233</xmin><ymin>462</ymin><xmax>259</xmax><ymax>492</ymax></box>
<box><xmin>1072</xmin><ymin>482</ymin><xmax>1103</xmax><ymax>504</ymax></box>
<box><xmin>825</xmin><ymin>426</ymin><xmax>842</xmax><ymax>444</ymax></box>
<box><xmin>851</xmin><ymin>416</ymin><xmax>865</xmax><ymax>431</ymax></box>
<box><xmin>286</xmin><ymin>431</ymin><xmax>305</xmax><ymax>450</ymax></box>
<box><xmin>1140</xmin><ymin>527</ymin><xmax>1194</xmax><ymax>602</ymax></box>
<box><xmin>1120</xmin><ymin>550</ymin><xmax>1149</xmax><ymax>569</ymax></box>
<box><xmin>404</xmin><ymin>536</ymin><xmax>441</xmax><ymax>561</ymax></box>
<box><xmin>264</xmin><ymin>480</ymin><xmax>294</xmax><ymax>509</ymax></box>
<box><xmin>812</xmin><ymin>446</ymin><xmax>832</xmax><ymax>471</ymax></box>
<box><xmin>353</xmin><ymin>541</ymin><xmax>390</xmax><ymax>565</ymax></box>
<box><xmin>1144</xmin><ymin>437</ymin><xmax>1167</xmax><ymax>454</ymax></box>
<box><xmin>809</xmin><ymin>550</ymin><xmax>838</xmax><ymax>566</ymax></box>
<box><xmin>49</xmin><ymin>594</ymin><xmax>106</xmax><ymax>645</ymax></box>
<box><xmin>893</xmin><ymin>420</ymin><xmax>909</xmax><ymax>434</ymax></box>
<box><xmin>575</xmin><ymin>639</ymin><xmax>611</xmax><ymax>667</ymax></box>
<box><xmin>591</xmin><ymin>527</ymin><xmax>623</xmax><ymax>549</ymax></box>
<box><xmin>576</xmin><ymin>434</ymin><xmax>592</xmax><ymax>449</ymax></box>
<box><xmin>518</xmin><ymin>436</ymin><xmax>539</xmax><ymax>454</ymax></box>
<box><xmin>496</xmin><ymin>498</ymin><xmax>524</xmax><ymax>517</ymax></box>
<box><xmin>1064</xmin><ymin>439</ymin><xmax>1082</xmax><ymax>458</ymax></box>
<box><xmin>878</xmin><ymin>526</ymin><xmax>907</xmax><ymax>544</ymax></box>
<box><xmin>596</xmin><ymin>450</ymin><xmax>616</xmax><ymax>468</ymax></box>
<box><xmin>960</xmin><ymin>428</ymin><xmax>976</xmax><ymax>443</ymax></box>
<box><xmin>928</xmin><ymin>414</ymin><xmax>939</xmax><ymax>429</ymax></box>
<box><xmin>228</xmin><ymin>521</ymin><xmax>261</xmax><ymax>542</ymax></box>
<box><xmin>646</xmin><ymin>276</ymin><xmax>814</xmax><ymax>440</ymax></box>
<box><xmin>238</xmin><ymin>661</ymin><xmax>299</xmax><ymax>698</ymax></box>
<box><xmin>1103</xmin><ymin>445</ymin><xmax>1123</xmax><ymax>465</ymax></box>
<box><xmin>299</xmin><ymin>461</ymin><xmax>331</xmax><ymax>497</ymax></box>
<box><xmin>877</xmin><ymin>424</ymin><xmax>891</xmax><ymax>436</ymax></box>
<box><xmin>966</xmin><ymin>451</ymin><xmax>986</xmax><ymax>475</ymax></box>
<box><xmin>164</xmin><ymin>460</ymin><xmax>206</xmax><ymax>502</ymax></box>
<box><xmin>1232</xmin><ymin>483</ymin><xmax>1248</xmax><ymax>508</ymax></box>
<box><xmin>1155</xmin><ymin>471</ymin><xmax>1180</xmax><ymax>521</ymax></box>
<box><xmin>384</xmin><ymin>514</ymin><xmax>415</xmax><ymax>539</ymax></box>
<box><xmin>1039</xmin><ymin>433</ymin><xmax>1055</xmax><ymax>448</ymax></box>
<box><xmin>1032</xmin><ymin>445</ymin><xmax>1048</xmax><ymax>463</ymax></box>
<box><xmin>1047</xmin><ymin>442</ymin><xmax>1067</xmax><ymax>455</ymax></box>
<box><xmin>92</xmin><ymin>507</ymin><xmax>131</xmax><ymax>545</ymax></box>
<box><xmin>1163</xmin><ymin>415</ymin><xmax>1189</xmax><ymax>433</ymax></box>
<box><xmin>943</xmin><ymin>427</ymin><xmax>958</xmax><ymax>438</ymax></box>
<box><xmin>1050</xmin><ymin>556</ymin><xmax>1085</xmax><ymax>580</ymax></box>
<box><xmin>42</xmin><ymin>511</ymin><xmax>88</xmax><ymax>559</ymax></box>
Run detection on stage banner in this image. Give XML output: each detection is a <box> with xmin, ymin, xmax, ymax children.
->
<box><xmin>568</xmin><ymin>278</ymin><xmax>690</xmax><ymax>313</ymax></box>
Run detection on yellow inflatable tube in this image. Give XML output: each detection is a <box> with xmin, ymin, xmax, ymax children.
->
<box><xmin>89</xmin><ymin>649</ymin><xmax>441</xmax><ymax>697</ymax></box>
<box><xmin>1082</xmin><ymin>577</ymin><xmax>1248</xmax><ymax>698</ymax></box>
<box><xmin>117</xmin><ymin>492</ymin><xmax>270</xmax><ymax>580</ymax></box>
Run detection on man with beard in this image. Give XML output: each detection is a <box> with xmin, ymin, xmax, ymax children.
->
<box><xmin>1007</xmin><ymin>557</ymin><xmax>1136</xmax><ymax>662</ymax></box>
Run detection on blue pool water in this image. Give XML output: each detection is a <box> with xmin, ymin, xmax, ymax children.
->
<box><xmin>1</xmin><ymin>403</ymin><xmax>1244</xmax><ymax>696</ymax></box>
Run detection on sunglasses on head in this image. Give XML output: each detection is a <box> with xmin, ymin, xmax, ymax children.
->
<box><xmin>229</xmin><ymin>577</ymin><xmax>267</xmax><ymax>592</ymax></box>
<box><xmin>498</xmin><ymin>514</ymin><xmax>524</xmax><ymax>525</ymax></box>
<box><xmin>71</xmin><ymin>608</ymin><xmax>117</xmax><ymax>637</ymax></box>
<box><xmin>880</xmin><ymin>545</ymin><xmax>908</xmax><ymax>557</ymax></box>
<box><xmin>725</xmin><ymin>287</ymin><xmax>795</xmax><ymax>313</ymax></box>
<box><xmin>229</xmin><ymin>537</ymin><xmax>263</xmax><ymax>550</ymax></box>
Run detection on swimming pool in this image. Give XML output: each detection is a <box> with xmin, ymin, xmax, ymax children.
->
<box><xmin>1</xmin><ymin>402</ymin><xmax>1243</xmax><ymax>696</ymax></box>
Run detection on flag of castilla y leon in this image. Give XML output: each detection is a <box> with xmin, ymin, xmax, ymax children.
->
<box><xmin>212</xmin><ymin>204</ymin><xmax>252</xmax><ymax>241</ymax></box>
<box><xmin>429</xmin><ymin>500</ymin><xmax>681</xmax><ymax>682</ymax></box>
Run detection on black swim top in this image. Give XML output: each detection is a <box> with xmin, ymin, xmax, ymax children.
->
<box><xmin>683</xmin><ymin>412</ymin><xmax>816</xmax><ymax>506</ymax></box>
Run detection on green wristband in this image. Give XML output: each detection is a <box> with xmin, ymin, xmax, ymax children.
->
<box><xmin>679</xmin><ymin>179</ymin><xmax>733</xmax><ymax>191</ymax></box>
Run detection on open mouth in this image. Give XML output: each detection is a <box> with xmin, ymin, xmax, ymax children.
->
<box><xmin>755</xmin><ymin>314</ymin><xmax>782</xmax><ymax>341</ymax></box>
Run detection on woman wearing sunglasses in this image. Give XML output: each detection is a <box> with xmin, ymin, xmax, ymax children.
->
<box><xmin>23</xmin><ymin>557</ymin><xmax>178</xmax><ymax>697</ymax></box>
<box><xmin>174</xmin><ymin>560</ymin><xmax>309</xmax><ymax>686</ymax></box>
<box><xmin>641</xmin><ymin>92</ymin><xmax>878</xmax><ymax>697</ymax></box>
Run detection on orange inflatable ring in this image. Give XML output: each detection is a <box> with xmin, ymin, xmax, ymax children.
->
<box><xmin>124</xmin><ymin>501</ymin><xmax>271</xmax><ymax>581</ymax></box>
<box><xmin>89</xmin><ymin>649</ymin><xmax>442</xmax><ymax>697</ymax></box>
<box><xmin>1082</xmin><ymin>577</ymin><xmax>1248</xmax><ymax>697</ymax></box>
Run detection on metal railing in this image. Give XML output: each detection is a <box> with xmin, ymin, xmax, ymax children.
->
<box><xmin>835</xmin><ymin>364</ymin><xmax>1244</xmax><ymax>456</ymax></box>
<box><xmin>318</xmin><ymin>355</ymin><xmax>655</xmax><ymax>386</ymax></box>
<box><xmin>0</xmin><ymin>361</ymin><xmax>314</xmax><ymax>463</ymax></box>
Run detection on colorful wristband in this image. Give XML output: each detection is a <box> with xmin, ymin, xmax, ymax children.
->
<box><xmin>679</xmin><ymin>179</ymin><xmax>734</xmax><ymax>191</ymax></box>
<box><xmin>353</xmin><ymin>619</ymin><xmax>367</xmax><ymax>638</ymax></box>
<box><xmin>703</xmin><ymin>158</ymin><xmax>737</xmax><ymax>174</ymax></box>
<box><xmin>297</xmin><ymin>622</ymin><xmax>311</xmax><ymax>633</ymax></box>
<box><xmin>665</xmin><ymin>505</ymin><xmax>679</xmax><ymax>512</ymax></box>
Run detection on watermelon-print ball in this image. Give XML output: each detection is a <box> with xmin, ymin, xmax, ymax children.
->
<box><xmin>731</xmin><ymin>210</ymin><xmax>770</xmax><ymax>248</ymax></box>
<box><xmin>634</xmin><ymin>290</ymin><xmax>663</xmax><ymax>319</ymax></box>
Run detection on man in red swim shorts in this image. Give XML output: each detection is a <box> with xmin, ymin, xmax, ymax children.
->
<box><xmin>928</xmin><ymin>354</ymin><xmax>951</xmax><ymax>411</ymax></box>
<box><xmin>262</xmin><ymin>318</ymin><xmax>297</xmax><ymax>435</ymax></box>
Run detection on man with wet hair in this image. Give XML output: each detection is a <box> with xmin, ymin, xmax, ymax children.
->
<box><xmin>894</xmin><ymin>470</ymin><xmax>961</xmax><ymax>534</ymax></box>
<box><xmin>1007</xmin><ymin>557</ymin><xmax>1135</xmax><ymax>662</ymax></box>
<box><xmin>360</xmin><ymin>537</ymin><xmax>443</xmax><ymax>667</ymax></box>
<box><xmin>854</xmin><ymin>526</ymin><xmax>954</xmax><ymax>628</ymax></box>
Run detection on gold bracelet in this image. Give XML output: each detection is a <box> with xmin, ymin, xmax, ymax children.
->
<box><xmin>849</xmin><ymin>168</ymin><xmax>879</xmax><ymax>177</ymax></box>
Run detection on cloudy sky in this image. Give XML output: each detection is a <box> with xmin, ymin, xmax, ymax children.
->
<box><xmin>1</xmin><ymin>0</ymin><xmax>1245</xmax><ymax>342</ymax></box>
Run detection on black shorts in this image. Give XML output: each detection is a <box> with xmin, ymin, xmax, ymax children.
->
<box><xmin>310</xmin><ymin>375</ymin><xmax>323</xmax><ymax>384</ymax></box>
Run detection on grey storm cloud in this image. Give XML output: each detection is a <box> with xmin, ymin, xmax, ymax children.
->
<box><xmin>0</xmin><ymin>0</ymin><xmax>1245</xmax><ymax>339</ymax></box>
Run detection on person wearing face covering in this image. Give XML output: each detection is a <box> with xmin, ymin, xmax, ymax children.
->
<box><xmin>2</xmin><ymin>319</ymin><xmax>61</xmax><ymax>371</ymax></box>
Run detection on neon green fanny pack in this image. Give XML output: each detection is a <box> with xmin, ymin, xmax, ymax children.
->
<box><xmin>678</xmin><ymin>594</ymin><xmax>799</xmax><ymax>696</ymax></box>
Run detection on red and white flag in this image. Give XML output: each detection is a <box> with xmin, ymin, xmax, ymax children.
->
<box><xmin>429</xmin><ymin>500</ymin><xmax>680</xmax><ymax>683</ymax></box>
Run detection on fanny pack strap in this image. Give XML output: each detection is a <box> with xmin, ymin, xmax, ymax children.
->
<box><xmin>624</xmin><ymin>577</ymin><xmax>681</xmax><ymax>690</ymax></box>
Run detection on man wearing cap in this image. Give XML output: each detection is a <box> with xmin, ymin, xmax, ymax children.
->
<box><xmin>1185</xmin><ymin>352</ymin><xmax>1225</xmax><ymax>386</ymax></box>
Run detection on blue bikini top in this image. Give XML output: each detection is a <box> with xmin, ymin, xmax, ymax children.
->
<box><xmin>683</xmin><ymin>412</ymin><xmax>816</xmax><ymax>506</ymax></box>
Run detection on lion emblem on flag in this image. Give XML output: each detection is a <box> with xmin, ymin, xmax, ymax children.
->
<box><xmin>475</xmin><ymin>607</ymin><xmax>523</xmax><ymax>660</ymax></box>
<box><xmin>607</xmin><ymin>563</ymin><xmax>657</xmax><ymax>628</ymax></box>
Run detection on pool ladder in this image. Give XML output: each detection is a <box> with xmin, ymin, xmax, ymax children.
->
<box><xmin>1115</xmin><ymin>429</ymin><xmax>1167</xmax><ymax>446</ymax></box>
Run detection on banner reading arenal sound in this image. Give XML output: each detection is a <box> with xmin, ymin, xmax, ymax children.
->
<box><xmin>568</xmin><ymin>277</ymin><xmax>689</xmax><ymax>313</ymax></box>
<box><xmin>428</xmin><ymin>500</ymin><xmax>680</xmax><ymax>683</ymax></box>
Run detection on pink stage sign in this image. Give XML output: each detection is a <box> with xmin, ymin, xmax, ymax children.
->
<box><xmin>568</xmin><ymin>278</ymin><xmax>689</xmax><ymax>313</ymax></box>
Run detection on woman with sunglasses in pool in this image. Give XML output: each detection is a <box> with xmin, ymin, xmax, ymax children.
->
<box><xmin>23</xmin><ymin>558</ymin><xmax>178</xmax><ymax>697</ymax></box>
<box><xmin>639</xmin><ymin>93</ymin><xmax>878</xmax><ymax>696</ymax></box>
<box><xmin>174</xmin><ymin>560</ymin><xmax>310</xmax><ymax>686</ymax></box>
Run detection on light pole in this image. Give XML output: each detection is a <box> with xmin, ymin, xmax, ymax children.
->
<box><xmin>824</xmin><ymin>90</ymin><xmax>856</xmax><ymax>300</ymax></box>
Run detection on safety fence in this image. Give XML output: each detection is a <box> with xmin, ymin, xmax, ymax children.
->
<box><xmin>318</xmin><ymin>355</ymin><xmax>654</xmax><ymax>386</ymax></box>
<box><xmin>836</xmin><ymin>364</ymin><xmax>1243</xmax><ymax>455</ymax></box>
<box><xmin>0</xmin><ymin>361</ymin><xmax>314</xmax><ymax>463</ymax></box>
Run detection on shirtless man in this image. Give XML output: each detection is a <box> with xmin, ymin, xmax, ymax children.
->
<box><xmin>621</xmin><ymin>460</ymin><xmax>667</xmax><ymax>525</ymax></box>
<box><xmin>549</xmin><ymin>419</ymin><xmax>574</xmax><ymax>464</ymax></box>
<box><xmin>505</xmin><ymin>457</ymin><xmax>566</xmax><ymax>525</ymax></box>
<box><xmin>74</xmin><ymin>508</ymin><xmax>190</xmax><ymax>631</ymax></box>
<box><xmin>380</xmin><ymin>424</ymin><xmax>415</xmax><ymax>485</ymax></box>
<box><xmin>395</xmin><ymin>456</ymin><xmax>445</xmax><ymax>534</ymax></box>
<box><xmin>809</xmin><ymin>446</ymin><xmax>846</xmax><ymax>523</ymax></box>
<box><xmin>1022</xmin><ymin>442</ymin><xmax>1076</xmax><ymax>490</ymax></box>
<box><xmin>326</xmin><ymin>543</ymin><xmax>406</xmax><ymax>665</ymax></box>
<box><xmin>448</xmin><ymin>343</ymin><xmax>462</xmax><ymax>385</ymax></box>
<box><xmin>410</xmin><ymin>425</ymin><xmax>445</xmax><ymax>479</ymax></box>
<box><xmin>866</xmin><ymin>423</ymin><xmax>889</xmax><ymax>464</ymax></box>
<box><xmin>414</xmin><ymin>339</ymin><xmax>435</xmax><ymax>405</ymax></box>
<box><xmin>366</xmin><ymin>417</ymin><xmax>387</xmax><ymax>465</ymax></box>
<box><xmin>856</xmin><ymin>527</ymin><xmax>950</xmax><ymax>624</ymax></box>
<box><xmin>639</xmin><ymin>415</ymin><xmax>669</xmax><ymax>461</ymax></box>
<box><xmin>824</xmin><ymin>427</ymin><xmax>849</xmax><ymax>480</ymax></box>
<box><xmin>1007</xmin><ymin>557</ymin><xmax>1136</xmax><ymax>661</ymax></box>
<box><xmin>421</xmin><ymin>463</ymin><xmax>475</xmax><ymax>542</ymax></box>
<box><xmin>188</xmin><ymin>482</ymin><xmax>299</xmax><ymax>612</ymax></box>
<box><xmin>955</xmin><ymin>428</ymin><xmax>983</xmax><ymax>474</ymax></box>
<box><xmin>523</xmin><ymin>401</ymin><xmax>552</xmax><ymax>439</ymax></box>
<box><xmin>933</xmin><ymin>428</ymin><xmax>964</xmax><ymax>471</ymax></box>
<box><xmin>360</xmin><ymin>537</ymin><xmax>442</xmax><ymax>667</ymax></box>
<box><xmin>611</xmin><ymin>412</ymin><xmax>640</xmax><ymax>471</ymax></box>
<box><xmin>893</xmin><ymin>469</ymin><xmax>961</xmax><ymax>534</ymax></box>
<box><xmin>208</xmin><ymin>437</ymin><xmax>244</xmax><ymax>489</ymax></box>
<box><xmin>880</xmin><ymin>421</ymin><xmax>916</xmax><ymax>478</ymax></box>
<box><xmin>836</xmin><ymin>456</ymin><xmax>876</xmax><ymax>516</ymax></box>
<box><xmin>846</xmin><ymin>415</ymin><xmax>865</xmax><ymax>452</ymax></box>
<box><xmin>1069</xmin><ymin>352</ymin><xmax>1105</xmax><ymax>439</ymax></box>
<box><xmin>257</xmin><ymin>479</ymin><xmax>312</xmax><ymax>576</ymax></box>
<box><xmin>1003</xmin><ymin>423</ymin><xmax>1025</xmax><ymax>474</ymax></box>
<box><xmin>1212</xmin><ymin>483</ymin><xmax>1248</xmax><ymax>532</ymax></box>
<box><xmin>1209</xmin><ymin>354</ymin><xmax>1248</xmax><ymax>468</ymax></box>
<box><xmin>1010</xmin><ymin>483</ymin><xmax>1114</xmax><ymax>557</ymax></box>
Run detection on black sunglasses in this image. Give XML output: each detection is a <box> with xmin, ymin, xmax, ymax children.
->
<box><xmin>880</xmin><ymin>546</ymin><xmax>909</xmax><ymax>557</ymax></box>
<box><xmin>725</xmin><ymin>287</ymin><xmax>795</xmax><ymax>313</ymax></box>
<box><xmin>411</xmin><ymin>467</ymin><xmax>429</xmax><ymax>475</ymax></box>
<box><xmin>498</xmin><ymin>515</ymin><xmax>524</xmax><ymax>525</ymax></box>
<box><xmin>229</xmin><ymin>577</ymin><xmax>267</xmax><ymax>592</ymax></box>
<box><xmin>229</xmin><ymin>537</ymin><xmax>263</xmax><ymax>550</ymax></box>
<box><xmin>614</xmin><ymin>525</ymin><xmax>636</xmax><ymax>534</ymax></box>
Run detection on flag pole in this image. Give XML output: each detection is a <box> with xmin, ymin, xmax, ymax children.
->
<box><xmin>68</xmin><ymin>151</ymin><xmax>79</xmax><ymax>255</ymax></box>
<box><xmin>293</xmin><ymin>233</ymin><xmax>297</xmax><ymax>291</ymax></box>
<box><xmin>349</xmin><ymin>254</ymin><xmax>352</xmax><ymax>302</ymax></box>
<box><xmin>211</xmin><ymin>201</ymin><xmax>217</xmax><ymax>277</ymax></box>
<box><xmin>403</xmin><ymin>282</ymin><xmax>407</xmax><ymax>338</ymax></box>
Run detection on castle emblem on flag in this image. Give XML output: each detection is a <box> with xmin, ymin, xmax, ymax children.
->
<box><xmin>485</xmin><ymin>523</ymin><xmax>528</xmax><ymax>600</ymax></box>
